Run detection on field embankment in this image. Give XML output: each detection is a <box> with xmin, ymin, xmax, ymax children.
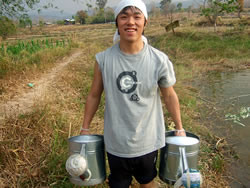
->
<box><xmin>0</xmin><ymin>15</ymin><xmax>250</xmax><ymax>187</ymax></box>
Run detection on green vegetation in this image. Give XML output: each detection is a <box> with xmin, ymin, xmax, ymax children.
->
<box><xmin>76</xmin><ymin>10</ymin><xmax>88</xmax><ymax>24</ymax></box>
<box><xmin>153</xmin><ymin>31</ymin><xmax>250</xmax><ymax>61</ymax></box>
<box><xmin>90</xmin><ymin>8</ymin><xmax>115</xmax><ymax>24</ymax></box>
<box><xmin>201</xmin><ymin>0</ymin><xmax>239</xmax><ymax>31</ymax></box>
<box><xmin>1</xmin><ymin>39</ymin><xmax>66</xmax><ymax>56</ymax></box>
<box><xmin>19</xmin><ymin>14</ymin><xmax>33</xmax><ymax>29</ymax></box>
<box><xmin>0</xmin><ymin>38</ymin><xmax>74</xmax><ymax>78</ymax></box>
<box><xmin>0</xmin><ymin>17</ymin><xmax>16</xmax><ymax>40</ymax></box>
<box><xmin>150</xmin><ymin>29</ymin><xmax>249</xmax><ymax>186</ymax></box>
<box><xmin>0</xmin><ymin>39</ymin><xmax>110</xmax><ymax>187</ymax></box>
<box><xmin>225</xmin><ymin>106</ymin><xmax>250</xmax><ymax>126</ymax></box>
<box><xmin>0</xmin><ymin>0</ymin><xmax>54</xmax><ymax>18</ymax></box>
<box><xmin>96</xmin><ymin>0</ymin><xmax>108</xmax><ymax>9</ymax></box>
<box><xmin>0</xmin><ymin>11</ymin><xmax>249</xmax><ymax>187</ymax></box>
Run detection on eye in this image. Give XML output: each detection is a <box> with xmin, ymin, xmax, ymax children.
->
<box><xmin>134</xmin><ymin>15</ymin><xmax>143</xmax><ymax>19</ymax></box>
<box><xmin>119</xmin><ymin>14</ymin><xmax>127</xmax><ymax>19</ymax></box>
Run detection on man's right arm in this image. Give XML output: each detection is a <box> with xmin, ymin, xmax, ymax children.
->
<box><xmin>80</xmin><ymin>62</ymin><xmax>104</xmax><ymax>135</ymax></box>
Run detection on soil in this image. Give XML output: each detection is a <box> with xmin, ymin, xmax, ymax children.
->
<box><xmin>0</xmin><ymin>50</ymin><xmax>82</xmax><ymax>122</ymax></box>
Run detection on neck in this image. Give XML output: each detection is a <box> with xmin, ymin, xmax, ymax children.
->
<box><xmin>119</xmin><ymin>38</ymin><xmax>144</xmax><ymax>54</ymax></box>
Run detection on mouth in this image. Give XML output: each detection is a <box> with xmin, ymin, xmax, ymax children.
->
<box><xmin>125</xmin><ymin>28</ymin><xmax>137</xmax><ymax>32</ymax></box>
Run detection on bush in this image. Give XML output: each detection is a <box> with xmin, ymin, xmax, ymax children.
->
<box><xmin>91</xmin><ymin>9</ymin><xmax>115</xmax><ymax>24</ymax></box>
<box><xmin>0</xmin><ymin>16</ymin><xmax>16</xmax><ymax>40</ymax></box>
<box><xmin>18</xmin><ymin>14</ymin><xmax>32</xmax><ymax>28</ymax></box>
<box><xmin>56</xmin><ymin>20</ymin><xmax>65</xmax><ymax>25</ymax></box>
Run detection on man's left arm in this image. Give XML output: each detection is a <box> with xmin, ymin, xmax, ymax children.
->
<box><xmin>160</xmin><ymin>86</ymin><xmax>186</xmax><ymax>136</ymax></box>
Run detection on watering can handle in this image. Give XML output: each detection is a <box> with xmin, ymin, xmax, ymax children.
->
<box><xmin>84</xmin><ymin>169</ymin><xmax>92</xmax><ymax>181</ymax></box>
<box><xmin>79</xmin><ymin>168</ymin><xmax>92</xmax><ymax>181</ymax></box>
<box><xmin>79</xmin><ymin>144</ymin><xmax>93</xmax><ymax>181</ymax></box>
<box><xmin>174</xmin><ymin>176</ymin><xmax>182</xmax><ymax>188</ymax></box>
<box><xmin>80</xmin><ymin>144</ymin><xmax>86</xmax><ymax>158</ymax></box>
<box><xmin>174</xmin><ymin>147</ymin><xmax>191</xmax><ymax>188</ymax></box>
<box><xmin>174</xmin><ymin>170</ymin><xmax>191</xmax><ymax>188</ymax></box>
<box><xmin>180</xmin><ymin>147</ymin><xmax>191</xmax><ymax>187</ymax></box>
<box><xmin>180</xmin><ymin>147</ymin><xmax>189</xmax><ymax>172</ymax></box>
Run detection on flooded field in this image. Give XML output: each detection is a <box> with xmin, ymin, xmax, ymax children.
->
<box><xmin>195</xmin><ymin>69</ymin><xmax>250</xmax><ymax>187</ymax></box>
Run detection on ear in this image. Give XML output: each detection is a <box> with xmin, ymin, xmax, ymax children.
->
<box><xmin>144</xmin><ymin>18</ymin><xmax>148</xmax><ymax>27</ymax></box>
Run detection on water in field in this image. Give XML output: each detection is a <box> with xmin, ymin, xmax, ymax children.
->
<box><xmin>194</xmin><ymin>69</ymin><xmax>250</xmax><ymax>187</ymax></box>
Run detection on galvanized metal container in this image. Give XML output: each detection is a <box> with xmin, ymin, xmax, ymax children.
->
<box><xmin>159</xmin><ymin>131</ymin><xmax>200</xmax><ymax>185</ymax></box>
<box><xmin>68</xmin><ymin>135</ymin><xmax>106</xmax><ymax>186</ymax></box>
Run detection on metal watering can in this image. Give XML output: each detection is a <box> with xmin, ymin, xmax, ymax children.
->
<box><xmin>159</xmin><ymin>131</ymin><xmax>202</xmax><ymax>188</ymax></box>
<box><xmin>66</xmin><ymin>135</ymin><xmax>106</xmax><ymax>186</ymax></box>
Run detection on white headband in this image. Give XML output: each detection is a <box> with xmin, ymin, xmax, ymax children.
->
<box><xmin>114</xmin><ymin>0</ymin><xmax>148</xmax><ymax>20</ymax></box>
<box><xmin>113</xmin><ymin>0</ymin><xmax>148</xmax><ymax>44</ymax></box>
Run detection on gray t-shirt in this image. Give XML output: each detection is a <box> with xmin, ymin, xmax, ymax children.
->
<box><xmin>96</xmin><ymin>42</ymin><xmax>176</xmax><ymax>158</ymax></box>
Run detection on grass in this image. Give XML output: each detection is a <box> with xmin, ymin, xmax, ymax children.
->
<box><xmin>0</xmin><ymin>16</ymin><xmax>249</xmax><ymax>187</ymax></box>
<box><xmin>0</xmin><ymin>39</ymin><xmax>78</xmax><ymax>103</ymax></box>
<box><xmin>0</xmin><ymin>40</ymin><xmax>75</xmax><ymax>78</ymax></box>
<box><xmin>152</xmin><ymin>31</ymin><xmax>250</xmax><ymax>62</ymax></box>
<box><xmin>150</xmin><ymin>26</ymin><xmax>250</xmax><ymax>187</ymax></box>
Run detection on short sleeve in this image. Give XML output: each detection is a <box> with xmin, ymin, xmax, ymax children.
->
<box><xmin>157</xmin><ymin>55</ymin><xmax>176</xmax><ymax>88</ymax></box>
<box><xmin>95</xmin><ymin>52</ymin><xmax>104</xmax><ymax>71</ymax></box>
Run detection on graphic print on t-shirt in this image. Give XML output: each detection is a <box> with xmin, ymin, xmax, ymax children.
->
<box><xmin>116</xmin><ymin>71</ymin><xmax>141</xmax><ymax>101</ymax></box>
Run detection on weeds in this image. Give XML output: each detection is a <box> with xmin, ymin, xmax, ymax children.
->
<box><xmin>150</xmin><ymin>28</ymin><xmax>250</xmax><ymax>187</ymax></box>
<box><xmin>153</xmin><ymin>31</ymin><xmax>250</xmax><ymax>63</ymax></box>
<box><xmin>0</xmin><ymin>38</ymin><xmax>75</xmax><ymax>78</ymax></box>
<box><xmin>0</xmin><ymin>19</ymin><xmax>249</xmax><ymax>187</ymax></box>
<box><xmin>1</xmin><ymin>39</ymin><xmax>68</xmax><ymax>56</ymax></box>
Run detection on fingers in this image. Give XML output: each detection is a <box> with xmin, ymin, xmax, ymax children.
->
<box><xmin>174</xmin><ymin>129</ymin><xmax>186</xmax><ymax>136</ymax></box>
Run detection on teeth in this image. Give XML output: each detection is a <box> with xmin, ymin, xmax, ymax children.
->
<box><xmin>126</xmin><ymin>29</ymin><xmax>136</xmax><ymax>32</ymax></box>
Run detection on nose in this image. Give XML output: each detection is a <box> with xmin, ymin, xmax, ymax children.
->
<box><xmin>127</xmin><ymin>16</ymin><xmax>135</xmax><ymax>25</ymax></box>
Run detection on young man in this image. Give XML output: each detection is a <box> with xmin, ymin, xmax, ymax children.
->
<box><xmin>80</xmin><ymin>0</ymin><xmax>185</xmax><ymax>187</ymax></box>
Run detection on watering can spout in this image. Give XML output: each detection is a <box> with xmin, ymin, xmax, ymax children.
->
<box><xmin>180</xmin><ymin>147</ymin><xmax>189</xmax><ymax>175</ymax></box>
<box><xmin>159</xmin><ymin>131</ymin><xmax>201</xmax><ymax>186</ymax></box>
<box><xmin>67</xmin><ymin>135</ymin><xmax>106</xmax><ymax>186</ymax></box>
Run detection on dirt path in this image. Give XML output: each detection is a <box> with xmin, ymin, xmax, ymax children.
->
<box><xmin>0</xmin><ymin>50</ymin><xmax>82</xmax><ymax>121</ymax></box>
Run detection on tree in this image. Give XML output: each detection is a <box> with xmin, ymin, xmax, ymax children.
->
<box><xmin>186</xmin><ymin>5</ymin><xmax>195</xmax><ymax>18</ymax></box>
<box><xmin>177</xmin><ymin>3</ymin><xmax>183</xmax><ymax>11</ymax></box>
<box><xmin>0</xmin><ymin>0</ymin><xmax>55</xmax><ymax>18</ymax></box>
<box><xmin>19</xmin><ymin>14</ymin><xmax>32</xmax><ymax>29</ymax></box>
<box><xmin>96</xmin><ymin>0</ymin><xmax>108</xmax><ymax>9</ymax></box>
<box><xmin>90</xmin><ymin>7</ymin><xmax>114</xmax><ymax>24</ymax></box>
<box><xmin>92</xmin><ymin>9</ymin><xmax>105</xmax><ymax>23</ymax></box>
<box><xmin>169</xmin><ymin>4</ymin><xmax>176</xmax><ymax>22</ymax></box>
<box><xmin>237</xmin><ymin>0</ymin><xmax>244</xmax><ymax>18</ymax></box>
<box><xmin>160</xmin><ymin>0</ymin><xmax>172</xmax><ymax>10</ymax></box>
<box><xmin>149</xmin><ymin>2</ymin><xmax>161</xmax><ymax>17</ymax></box>
<box><xmin>160</xmin><ymin>0</ymin><xmax>172</xmax><ymax>16</ymax></box>
<box><xmin>201</xmin><ymin>0</ymin><xmax>239</xmax><ymax>32</ymax></box>
<box><xmin>0</xmin><ymin>17</ymin><xmax>16</xmax><ymax>40</ymax></box>
<box><xmin>0</xmin><ymin>0</ymin><xmax>53</xmax><ymax>39</ymax></box>
<box><xmin>76</xmin><ymin>10</ymin><xmax>88</xmax><ymax>24</ymax></box>
<box><xmin>0</xmin><ymin>0</ymin><xmax>38</xmax><ymax>17</ymax></box>
<box><xmin>167</xmin><ymin>4</ymin><xmax>177</xmax><ymax>34</ymax></box>
<box><xmin>104</xmin><ymin>7</ymin><xmax>115</xmax><ymax>22</ymax></box>
<box><xmin>86</xmin><ymin>3</ymin><xmax>93</xmax><ymax>12</ymax></box>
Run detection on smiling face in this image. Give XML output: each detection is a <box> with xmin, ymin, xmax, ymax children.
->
<box><xmin>116</xmin><ymin>6</ymin><xmax>146</xmax><ymax>44</ymax></box>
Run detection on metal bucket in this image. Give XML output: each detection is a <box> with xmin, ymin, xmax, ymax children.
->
<box><xmin>68</xmin><ymin>135</ymin><xmax>106</xmax><ymax>186</ymax></box>
<box><xmin>159</xmin><ymin>131</ymin><xmax>200</xmax><ymax>185</ymax></box>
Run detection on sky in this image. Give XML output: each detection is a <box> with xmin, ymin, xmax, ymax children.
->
<box><xmin>39</xmin><ymin>0</ymin><xmax>162</xmax><ymax>14</ymax></box>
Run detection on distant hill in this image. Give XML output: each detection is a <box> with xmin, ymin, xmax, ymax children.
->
<box><xmin>149</xmin><ymin>0</ymin><xmax>201</xmax><ymax>9</ymax></box>
<box><xmin>29</xmin><ymin>10</ymin><xmax>75</xmax><ymax>23</ymax></box>
<box><xmin>29</xmin><ymin>0</ymin><xmax>200</xmax><ymax>22</ymax></box>
<box><xmin>175</xmin><ymin>0</ymin><xmax>201</xmax><ymax>8</ymax></box>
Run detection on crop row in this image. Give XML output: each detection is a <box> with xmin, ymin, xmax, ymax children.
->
<box><xmin>0</xmin><ymin>38</ymin><xmax>71</xmax><ymax>56</ymax></box>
